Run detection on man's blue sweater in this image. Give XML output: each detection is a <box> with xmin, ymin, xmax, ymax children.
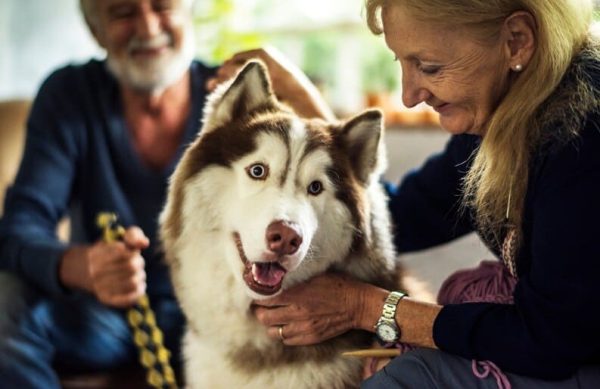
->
<box><xmin>0</xmin><ymin>59</ymin><xmax>215</xmax><ymax>298</ymax></box>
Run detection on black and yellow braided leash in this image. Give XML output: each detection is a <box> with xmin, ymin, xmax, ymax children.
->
<box><xmin>96</xmin><ymin>212</ymin><xmax>178</xmax><ymax>389</ymax></box>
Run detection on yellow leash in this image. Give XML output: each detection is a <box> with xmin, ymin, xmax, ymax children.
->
<box><xmin>96</xmin><ymin>212</ymin><xmax>178</xmax><ymax>389</ymax></box>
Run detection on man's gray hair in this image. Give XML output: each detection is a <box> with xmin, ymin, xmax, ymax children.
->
<box><xmin>79</xmin><ymin>0</ymin><xmax>98</xmax><ymax>27</ymax></box>
<box><xmin>79</xmin><ymin>0</ymin><xmax>195</xmax><ymax>27</ymax></box>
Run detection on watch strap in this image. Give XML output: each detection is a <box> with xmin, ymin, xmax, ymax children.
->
<box><xmin>381</xmin><ymin>291</ymin><xmax>405</xmax><ymax>320</ymax></box>
<box><xmin>374</xmin><ymin>291</ymin><xmax>407</xmax><ymax>343</ymax></box>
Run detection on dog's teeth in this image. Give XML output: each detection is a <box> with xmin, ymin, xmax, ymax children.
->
<box><xmin>251</xmin><ymin>263</ymin><xmax>262</xmax><ymax>284</ymax></box>
<box><xmin>251</xmin><ymin>262</ymin><xmax>286</xmax><ymax>287</ymax></box>
<box><xmin>251</xmin><ymin>263</ymin><xmax>269</xmax><ymax>285</ymax></box>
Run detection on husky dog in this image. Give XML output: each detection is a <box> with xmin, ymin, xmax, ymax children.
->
<box><xmin>159</xmin><ymin>61</ymin><xmax>402</xmax><ymax>388</ymax></box>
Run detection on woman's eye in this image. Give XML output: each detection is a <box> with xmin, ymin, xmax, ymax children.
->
<box><xmin>307</xmin><ymin>180</ymin><xmax>323</xmax><ymax>196</ymax></box>
<box><xmin>246</xmin><ymin>163</ymin><xmax>269</xmax><ymax>180</ymax></box>
<box><xmin>419</xmin><ymin>65</ymin><xmax>441</xmax><ymax>75</ymax></box>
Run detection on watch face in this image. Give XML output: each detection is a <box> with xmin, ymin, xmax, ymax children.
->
<box><xmin>376</xmin><ymin>323</ymin><xmax>398</xmax><ymax>342</ymax></box>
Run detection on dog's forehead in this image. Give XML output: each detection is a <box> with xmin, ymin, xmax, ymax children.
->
<box><xmin>247</xmin><ymin>112</ymin><xmax>295</xmax><ymax>144</ymax></box>
<box><xmin>181</xmin><ymin>111</ymin><xmax>342</xmax><ymax>187</ymax></box>
<box><xmin>248</xmin><ymin>113</ymin><xmax>336</xmax><ymax>156</ymax></box>
<box><xmin>303</xmin><ymin>119</ymin><xmax>334</xmax><ymax>149</ymax></box>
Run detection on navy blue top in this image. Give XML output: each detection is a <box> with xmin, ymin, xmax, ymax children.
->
<box><xmin>388</xmin><ymin>76</ymin><xmax>600</xmax><ymax>378</ymax></box>
<box><xmin>0</xmin><ymin>59</ymin><xmax>215</xmax><ymax>298</ymax></box>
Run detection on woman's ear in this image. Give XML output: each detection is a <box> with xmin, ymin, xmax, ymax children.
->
<box><xmin>502</xmin><ymin>11</ymin><xmax>536</xmax><ymax>72</ymax></box>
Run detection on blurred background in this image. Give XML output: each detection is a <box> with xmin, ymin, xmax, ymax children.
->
<box><xmin>0</xmin><ymin>0</ymin><xmax>438</xmax><ymax>124</ymax></box>
<box><xmin>2</xmin><ymin>0</ymin><xmax>600</xmax><ymax>115</ymax></box>
<box><xmin>1</xmin><ymin>0</ymin><xmax>599</xmax><ymax>295</ymax></box>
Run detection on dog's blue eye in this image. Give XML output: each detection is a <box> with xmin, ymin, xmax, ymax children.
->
<box><xmin>247</xmin><ymin>163</ymin><xmax>268</xmax><ymax>180</ymax></box>
<box><xmin>307</xmin><ymin>181</ymin><xmax>323</xmax><ymax>195</ymax></box>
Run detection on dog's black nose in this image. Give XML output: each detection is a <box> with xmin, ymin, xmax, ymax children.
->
<box><xmin>266</xmin><ymin>220</ymin><xmax>303</xmax><ymax>256</ymax></box>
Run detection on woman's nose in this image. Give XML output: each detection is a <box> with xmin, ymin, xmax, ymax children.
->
<box><xmin>401</xmin><ymin>71</ymin><xmax>431</xmax><ymax>108</ymax></box>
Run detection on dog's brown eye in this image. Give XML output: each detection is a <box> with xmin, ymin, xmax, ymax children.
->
<box><xmin>246</xmin><ymin>163</ymin><xmax>269</xmax><ymax>180</ymax></box>
<box><xmin>307</xmin><ymin>180</ymin><xmax>323</xmax><ymax>196</ymax></box>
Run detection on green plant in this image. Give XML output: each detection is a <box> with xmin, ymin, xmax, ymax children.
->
<box><xmin>299</xmin><ymin>33</ymin><xmax>337</xmax><ymax>88</ymax></box>
<box><xmin>193</xmin><ymin>0</ymin><xmax>266</xmax><ymax>65</ymax></box>
<box><xmin>360</xmin><ymin>38</ymin><xmax>400</xmax><ymax>93</ymax></box>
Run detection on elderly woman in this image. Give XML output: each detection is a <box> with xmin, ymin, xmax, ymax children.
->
<box><xmin>210</xmin><ymin>0</ymin><xmax>600</xmax><ymax>387</ymax></box>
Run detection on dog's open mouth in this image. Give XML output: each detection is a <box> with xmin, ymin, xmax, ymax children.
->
<box><xmin>233</xmin><ymin>232</ymin><xmax>287</xmax><ymax>295</ymax></box>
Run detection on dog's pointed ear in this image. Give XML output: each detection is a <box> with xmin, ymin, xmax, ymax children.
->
<box><xmin>341</xmin><ymin>109</ymin><xmax>385</xmax><ymax>184</ymax></box>
<box><xmin>210</xmin><ymin>61</ymin><xmax>276</xmax><ymax>127</ymax></box>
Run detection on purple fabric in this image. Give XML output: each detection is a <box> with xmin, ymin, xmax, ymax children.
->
<box><xmin>437</xmin><ymin>260</ymin><xmax>517</xmax><ymax>305</ymax></box>
<box><xmin>473</xmin><ymin>360</ymin><xmax>512</xmax><ymax>389</ymax></box>
<box><xmin>437</xmin><ymin>260</ymin><xmax>517</xmax><ymax>389</ymax></box>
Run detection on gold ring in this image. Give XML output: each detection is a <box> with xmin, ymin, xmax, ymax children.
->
<box><xmin>278</xmin><ymin>325</ymin><xmax>285</xmax><ymax>341</ymax></box>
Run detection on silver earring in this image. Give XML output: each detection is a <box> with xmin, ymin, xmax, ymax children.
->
<box><xmin>514</xmin><ymin>64</ymin><xmax>523</xmax><ymax>72</ymax></box>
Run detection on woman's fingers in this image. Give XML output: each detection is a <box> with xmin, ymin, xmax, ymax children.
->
<box><xmin>260</xmin><ymin>306</ymin><xmax>354</xmax><ymax>346</ymax></box>
<box><xmin>265</xmin><ymin>315</ymin><xmax>353</xmax><ymax>346</ymax></box>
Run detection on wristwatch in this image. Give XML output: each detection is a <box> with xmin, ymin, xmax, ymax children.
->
<box><xmin>374</xmin><ymin>291</ymin><xmax>406</xmax><ymax>343</ymax></box>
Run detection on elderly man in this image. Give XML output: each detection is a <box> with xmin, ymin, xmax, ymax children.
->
<box><xmin>0</xmin><ymin>0</ymin><xmax>215</xmax><ymax>387</ymax></box>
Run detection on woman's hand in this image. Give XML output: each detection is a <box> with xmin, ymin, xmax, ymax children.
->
<box><xmin>206</xmin><ymin>46</ymin><xmax>335</xmax><ymax>120</ymax></box>
<box><xmin>253</xmin><ymin>272</ymin><xmax>384</xmax><ymax>346</ymax></box>
<box><xmin>59</xmin><ymin>226</ymin><xmax>149</xmax><ymax>308</ymax></box>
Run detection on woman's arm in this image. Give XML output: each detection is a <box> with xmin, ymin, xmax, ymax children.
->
<box><xmin>253</xmin><ymin>272</ymin><xmax>441</xmax><ymax>348</ymax></box>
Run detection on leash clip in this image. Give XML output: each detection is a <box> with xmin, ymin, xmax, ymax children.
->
<box><xmin>96</xmin><ymin>212</ymin><xmax>125</xmax><ymax>243</ymax></box>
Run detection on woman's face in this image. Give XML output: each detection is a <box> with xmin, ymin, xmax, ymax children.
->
<box><xmin>382</xmin><ymin>4</ymin><xmax>511</xmax><ymax>135</ymax></box>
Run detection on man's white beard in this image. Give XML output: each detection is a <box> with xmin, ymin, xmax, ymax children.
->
<box><xmin>107</xmin><ymin>25</ymin><xmax>195</xmax><ymax>93</ymax></box>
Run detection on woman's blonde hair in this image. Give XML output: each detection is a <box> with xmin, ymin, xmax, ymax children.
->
<box><xmin>366</xmin><ymin>0</ymin><xmax>593</xmax><ymax>245</ymax></box>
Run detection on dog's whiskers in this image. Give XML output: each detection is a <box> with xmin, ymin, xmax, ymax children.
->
<box><xmin>304</xmin><ymin>246</ymin><xmax>319</xmax><ymax>262</ymax></box>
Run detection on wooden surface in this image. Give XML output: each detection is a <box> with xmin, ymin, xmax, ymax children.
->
<box><xmin>0</xmin><ymin>99</ymin><xmax>30</xmax><ymax>213</ymax></box>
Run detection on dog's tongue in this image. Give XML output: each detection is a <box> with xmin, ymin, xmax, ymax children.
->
<box><xmin>252</xmin><ymin>262</ymin><xmax>286</xmax><ymax>287</ymax></box>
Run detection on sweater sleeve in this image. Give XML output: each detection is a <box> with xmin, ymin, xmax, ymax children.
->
<box><xmin>0</xmin><ymin>69</ymin><xmax>81</xmax><ymax>296</ymax></box>
<box><xmin>387</xmin><ymin>134</ymin><xmax>478</xmax><ymax>253</ymax></box>
<box><xmin>433</xmin><ymin>121</ymin><xmax>600</xmax><ymax>380</ymax></box>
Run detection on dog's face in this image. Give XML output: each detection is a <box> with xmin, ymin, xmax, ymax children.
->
<box><xmin>161</xmin><ymin>62</ymin><xmax>385</xmax><ymax>300</ymax></box>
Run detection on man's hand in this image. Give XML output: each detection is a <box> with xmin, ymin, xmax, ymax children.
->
<box><xmin>59</xmin><ymin>226</ymin><xmax>149</xmax><ymax>308</ymax></box>
<box><xmin>252</xmin><ymin>273</ymin><xmax>376</xmax><ymax>346</ymax></box>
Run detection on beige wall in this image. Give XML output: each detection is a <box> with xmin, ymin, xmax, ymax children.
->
<box><xmin>384</xmin><ymin>128</ymin><xmax>492</xmax><ymax>295</ymax></box>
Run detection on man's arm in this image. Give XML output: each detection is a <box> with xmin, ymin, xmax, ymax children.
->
<box><xmin>0</xmin><ymin>70</ymin><xmax>80</xmax><ymax>296</ymax></box>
